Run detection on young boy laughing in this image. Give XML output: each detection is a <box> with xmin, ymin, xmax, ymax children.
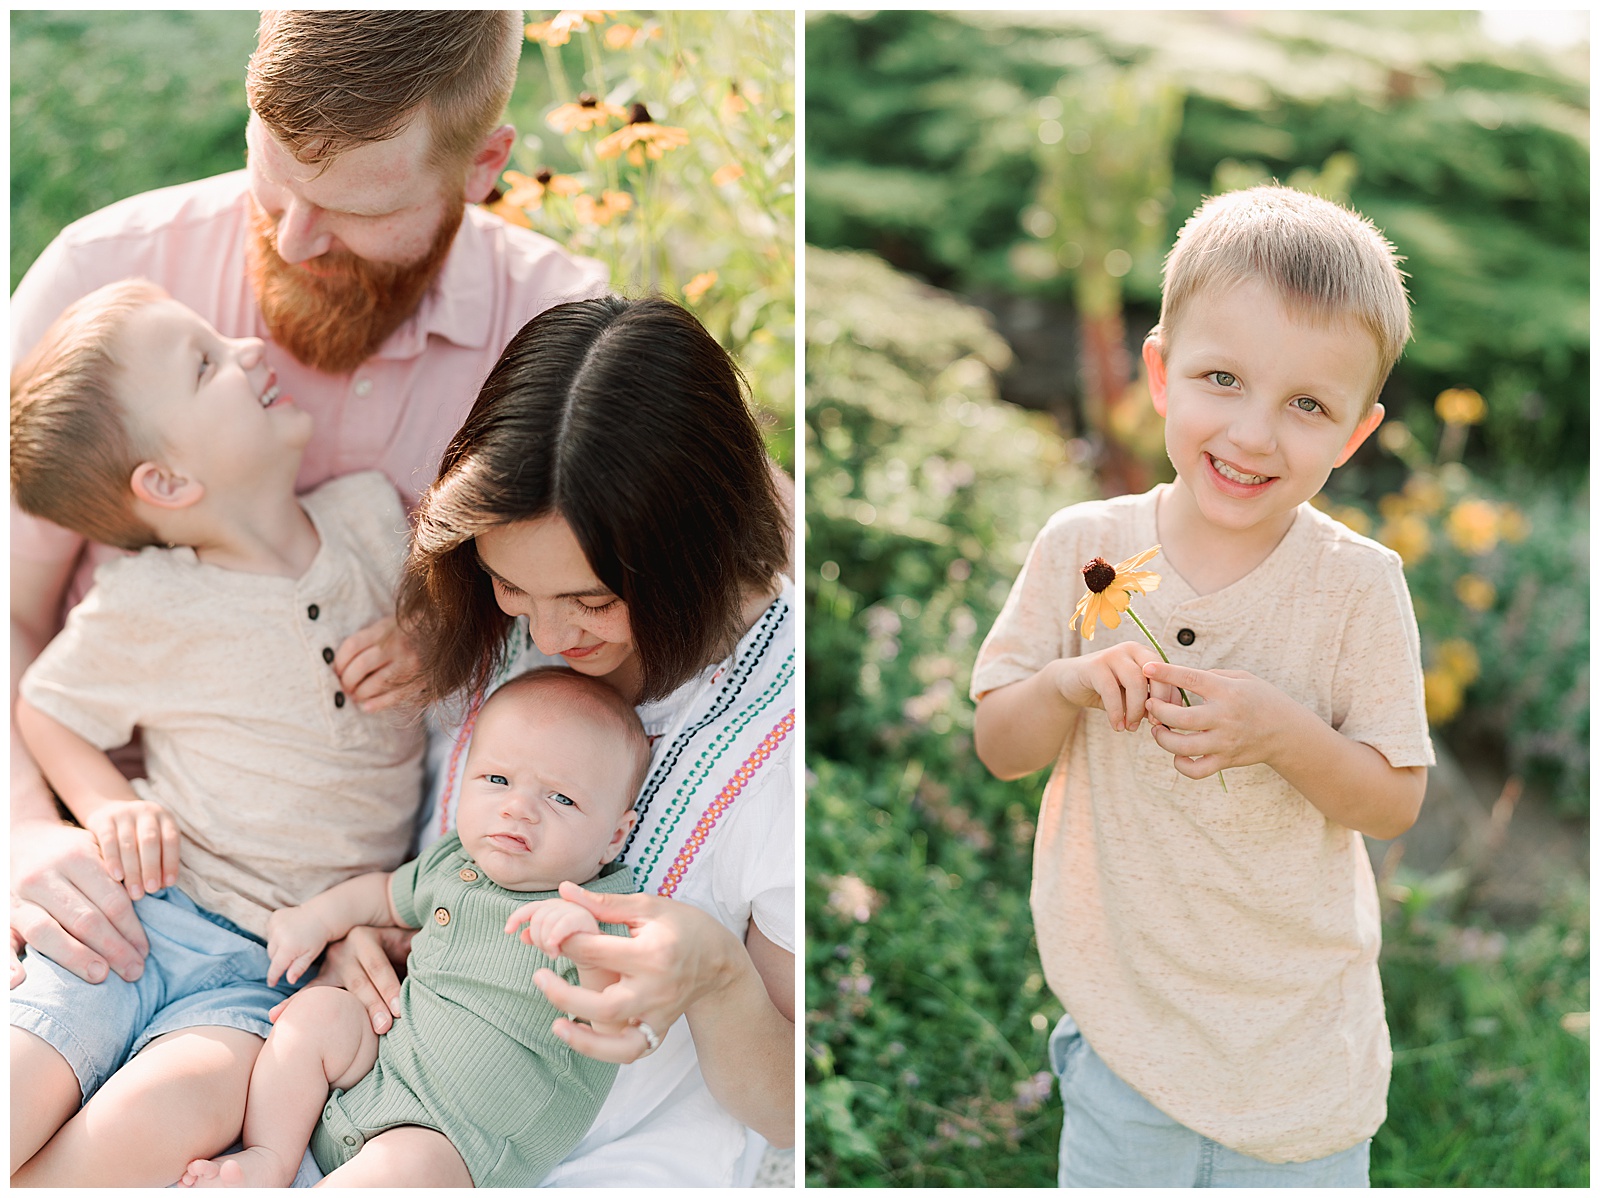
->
<box><xmin>972</xmin><ymin>186</ymin><xmax>1433</xmax><ymax>1186</ymax></box>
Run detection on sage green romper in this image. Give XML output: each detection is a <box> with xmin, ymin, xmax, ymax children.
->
<box><xmin>309</xmin><ymin>834</ymin><xmax>635</xmax><ymax>1185</ymax></box>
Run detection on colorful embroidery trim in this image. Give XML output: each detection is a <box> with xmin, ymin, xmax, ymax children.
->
<box><xmin>656</xmin><ymin>709</ymin><xmax>794</xmax><ymax>898</ymax></box>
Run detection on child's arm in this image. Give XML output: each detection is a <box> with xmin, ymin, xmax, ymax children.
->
<box><xmin>506</xmin><ymin>899</ymin><xmax>623</xmax><ymax>997</ymax></box>
<box><xmin>265</xmin><ymin>873</ymin><xmax>408</xmax><ymax>988</ymax></box>
<box><xmin>975</xmin><ymin>642</ymin><xmax>1172</xmax><ymax>780</ymax></box>
<box><xmin>1142</xmin><ymin>662</ymin><xmax>1426</xmax><ymax>839</ymax></box>
<box><xmin>14</xmin><ymin>695</ymin><xmax>179</xmax><ymax>899</ymax></box>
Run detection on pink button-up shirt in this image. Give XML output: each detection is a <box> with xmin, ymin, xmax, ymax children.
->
<box><xmin>11</xmin><ymin>170</ymin><xmax>608</xmax><ymax>621</ymax></box>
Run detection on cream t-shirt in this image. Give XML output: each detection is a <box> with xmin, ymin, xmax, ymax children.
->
<box><xmin>971</xmin><ymin>486</ymin><xmax>1434</xmax><ymax>1163</ymax></box>
<box><xmin>20</xmin><ymin>472</ymin><xmax>424</xmax><ymax>938</ymax></box>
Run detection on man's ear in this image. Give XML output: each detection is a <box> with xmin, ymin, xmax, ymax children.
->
<box><xmin>1334</xmin><ymin>402</ymin><xmax>1386</xmax><ymax>468</ymax></box>
<box><xmin>130</xmin><ymin>461</ymin><xmax>205</xmax><ymax>510</ymax></box>
<box><xmin>1142</xmin><ymin>330</ymin><xmax>1169</xmax><ymax>418</ymax></box>
<box><xmin>464</xmin><ymin>124</ymin><xmax>516</xmax><ymax>205</ymax></box>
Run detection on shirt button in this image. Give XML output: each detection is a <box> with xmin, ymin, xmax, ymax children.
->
<box><xmin>353</xmin><ymin>378</ymin><xmax>373</xmax><ymax>397</ymax></box>
<box><xmin>458</xmin><ymin>868</ymin><xmax>478</xmax><ymax>882</ymax></box>
<box><xmin>434</xmin><ymin>907</ymin><xmax>451</xmax><ymax>926</ymax></box>
<box><xmin>334</xmin><ymin>692</ymin><xmax>346</xmax><ymax>708</ymax></box>
<box><xmin>1177</xmin><ymin>628</ymin><xmax>1196</xmax><ymax>646</ymax></box>
<box><xmin>322</xmin><ymin>647</ymin><xmax>335</xmax><ymax>664</ymax></box>
<box><xmin>307</xmin><ymin>604</ymin><xmax>320</xmax><ymax>620</ymax></box>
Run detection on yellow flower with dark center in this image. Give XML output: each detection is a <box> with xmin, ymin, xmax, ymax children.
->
<box><xmin>548</xmin><ymin>92</ymin><xmax>628</xmax><ymax>135</ymax></box>
<box><xmin>1069</xmin><ymin>546</ymin><xmax>1161</xmax><ymax>641</ymax></box>
<box><xmin>683</xmin><ymin>270</ymin><xmax>717</xmax><ymax>304</ymax></box>
<box><xmin>501</xmin><ymin>168</ymin><xmax>583</xmax><ymax>211</ymax></box>
<box><xmin>573</xmin><ymin>189</ymin><xmax>633</xmax><ymax>226</ymax></box>
<box><xmin>1446</xmin><ymin>499</ymin><xmax>1499</xmax><ymax>556</ymax></box>
<box><xmin>1435</xmin><ymin>387</ymin><xmax>1487</xmax><ymax>426</ymax></box>
<box><xmin>1454</xmin><ymin>574</ymin><xmax>1496</xmax><ymax>612</ymax></box>
<box><xmin>596</xmin><ymin>103</ymin><xmax>690</xmax><ymax>167</ymax></box>
<box><xmin>525</xmin><ymin>11</ymin><xmax>612</xmax><ymax>47</ymax></box>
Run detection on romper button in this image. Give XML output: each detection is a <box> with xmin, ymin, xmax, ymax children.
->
<box><xmin>343</xmin><ymin>1135</ymin><xmax>357</xmax><ymax>1146</ymax></box>
<box><xmin>307</xmin><ymin>604</ymin><xmax>320</xmax><ymax>620</ymax></box>
<box><xmin>1176</xmin><ymin>628</ymin><xmax>1196</xmax><ymax>646</ymax></box>
<box><xmin>322</xmin><ymin>647</ymin><xmax>335</xmax><ymax>663</ymax></box>
<box><xmin>459</xmin><ymin>868</ymin><xmax>478</xmax><ymax>882</ymax></box>
<box><xmin>434</xmin><ymin>907</ymin><xmax>451</xmax><ymax>926</ymax></box>
<box><xmin>334</xmin><ymin>692</ymin><xmax>346</xmax><ymax>708</ymax></box>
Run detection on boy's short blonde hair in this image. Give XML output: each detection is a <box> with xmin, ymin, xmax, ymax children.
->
<box><xmin>1157</xmin><ymin>186</ymin><xmax>1411</xmax><ymax>407</ymax></box>
<box><xmin>11</xmin><ymin>278</ymin><xmax>168</xmax><ymax>550</ymax></box>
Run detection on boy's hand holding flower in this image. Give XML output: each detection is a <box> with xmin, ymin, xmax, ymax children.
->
<box><xmin>1051</xmin><ymin>643</ymin><xmax>1178</xmax><ymax>734</ymax></box>
<box><xmin>1143</xmin><ymin>663</ymin><xmax>1295</xmax><ymax>780</ymax></box>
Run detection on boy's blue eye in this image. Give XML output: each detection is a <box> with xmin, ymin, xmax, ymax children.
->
<box><xmin>487</xmin><ymin>773</ymin><xmax>509</xmax><ymax>786</ymax></box>
<box><xmin>1292</xmin><ymin>396</ymin><xmax>1322</xmax><ymax>414</ymax></box>
<box><xmin>1210</xmin><ymin>371</ymin><xmax>1238</xmax><ymax>388</ymax></box>
<box><xmin>550</xmin><ymin>792</ymin><xmax>575</xmax><ymax>807</ymax></box>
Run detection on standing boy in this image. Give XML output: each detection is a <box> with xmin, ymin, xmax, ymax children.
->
<box><xmin>972</xmin><ymin>186</ymin><xmax>1434</xmax><ymax>1185</ymax></box>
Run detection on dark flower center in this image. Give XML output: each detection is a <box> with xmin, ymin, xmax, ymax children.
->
<box><xmin>628</xmin><ymin>102</ymin><xmax>653</xmax><ymax>125</ymax></box>
<box><xmin>535</xmin><ymin>168</ymin><xmax>554</xmax><ymax>185</ymax></box>
<box><xmin>578</xmin><ymin>93</ymin><xmax>599</xmax><ymax>108</ymax></box>
<box><xmin>1083</xmin><ymin>558</ymin><xmax>1116</xmax><ymax>594</ymax></box>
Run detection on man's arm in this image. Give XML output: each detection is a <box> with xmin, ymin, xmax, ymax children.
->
<box><xmin>10</xmin><ymin>550</ymin><xmax>149</xmax><ymax>985</ymax></box>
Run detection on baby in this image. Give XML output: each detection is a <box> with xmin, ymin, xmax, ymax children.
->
<box><xmin>9</xmin><ymin>279</ymin><xmax>423</xmax><ymax>1185</ymax></box>
<box><xmin>181</xmin><ymin>667</ymin><xmax>649</xmax><ymax>1188</ymax></box>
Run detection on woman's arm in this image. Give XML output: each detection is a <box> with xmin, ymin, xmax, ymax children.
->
<box><xmin>529</xmin><ymin>885</ymin><xmax>797</xmax><ymax>1147</ymax></box>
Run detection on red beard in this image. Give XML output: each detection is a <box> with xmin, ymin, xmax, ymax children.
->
<box><xmin>246</xmin><ymin>199</ymin><xmax>464</xmax><ymax>374</ymax></box>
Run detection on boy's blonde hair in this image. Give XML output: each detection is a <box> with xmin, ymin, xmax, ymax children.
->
<box><xmin>1157</xmin><ymin>186</ymin><xmax>1411</xmax><ymax>406</ymax></box>
<box><xmin>11</xmin><ymin>278</ymin><xmax>168</xmax><ymax>550</ymax></box>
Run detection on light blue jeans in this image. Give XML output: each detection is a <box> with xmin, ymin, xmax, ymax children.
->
<box><xmin>1048</xmin><ymin>1014</ymin><xmax>1371</xmax><ymax>1188</ymax></box>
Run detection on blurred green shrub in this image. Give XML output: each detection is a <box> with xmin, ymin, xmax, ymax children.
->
<box><xmin>805</xmin><ymin>9</ymin><xmax>1589</xmax><ymax>490</ymax></box>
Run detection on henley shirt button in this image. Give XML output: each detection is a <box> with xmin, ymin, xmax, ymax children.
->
<box><xmin>459</xmin><ymin>867</ymin><xmax>479</xmax><ymax>882</ymax></box>
<box><xmin>307</xmin><ymin>604</ymin><xmax>320</xmax><ymax>620</ymax></box>
<box><xmin>434</xmin><ymin>907</ymin><xmax>451</xmax><ymax>926</ymax></box>
<box><xmin>1177</xmin><ymin>628</ymin><xmax>1196</xmax><ymax>646</ymax></box>
<box><xmin>334</xmin><ymin>692</ymin><xmax>346</xmax><ymax>709</ymax></box>
<box><xmin>322</xmin><ymin>647</ymin><xmax>335</xmax><ymax>664</ymax></box>
<box><xmin>353</xmin><ymin>378</ymin><xmax>373</xmax><ymax>397</ymax></box>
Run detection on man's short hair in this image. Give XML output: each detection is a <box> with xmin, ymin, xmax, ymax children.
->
<box><xmin>11</xmin><ymin>279</ymin><xmax>167</xmax><ymax>550</ymax></box>
<box><xmin>1157</xmin><ymin>186</ymin><xmax>1411</xmax><ymax>405</ymax></box>
<box><xmin>247</xmin><ymin>10</ymin><xmax>523</xmax><ymax>175</ymax></box>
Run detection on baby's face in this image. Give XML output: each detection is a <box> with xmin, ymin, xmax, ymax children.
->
<box><xmin>455</xmin><ymin>688</ymin><xmax>639</xmax><ymax>892</ymax></box>
<box><xmin>1147</xmin><ymin>278</ymin><xmax>1386</xmax><ymax>540</ymax></box>
<box><xmin>114</xmin><ymin>299</ymin><xmax>311</xmax><ymax>486</ymax></box>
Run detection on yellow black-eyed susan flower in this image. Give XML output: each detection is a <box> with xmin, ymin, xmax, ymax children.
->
<box><xmin>502</xmin><ymin>168</ymin><xmax>583</xmax><ymax>211</ymax></box>
<box><xmin>573</xmin><ymin>189</ymin><xmax>633</xmax><ymax>226</ymax></box>
<box><xmin>525</xmin><ymin>11</ymin><xmax>611</xmax><ymax>47</ymax></box>
<box><xmin>548</xmin><ymin>92</ymin><xmax>628</xmax><ymax>135</ymax></box>
<box><xmin>596</xmin><ymin>103</ymin><xmax>690</xmax><ymax>167</ymax></box>
<box><xmin>1069</xmin><ymin>546</ymin><xmax>1161</xmax><ymax>642</ymax></box>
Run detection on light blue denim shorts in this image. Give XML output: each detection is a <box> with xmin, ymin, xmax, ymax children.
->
<box><xmin>9</xmin><ymin>887</ymin><xmax>301</xmax><ymax>1103</ymax></box>
<box><xmin>1048</xmin><ymin>1013</ymin><xmax>1371</xmax><ymax>1188</ymax></box>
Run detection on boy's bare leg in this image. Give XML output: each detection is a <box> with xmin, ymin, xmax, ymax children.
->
<box><xmin>10</xmin><ymin>1027</ymin><xmax>83</xmax><ymax>1174</ymax></box>
<box><xmin>182</xmin><ymin>986</ymin><xmax>378</xmax><ymax>1188</ymax></box>
<box><xmin>12</xmin><ymin>1025</ymin><xmax>261</xmax><ymax>1186</ymax></box>
<box><xmin>316</xmin><ymin>1124</ymin><xmax>473</xmax><ymax>1187</ymax></box>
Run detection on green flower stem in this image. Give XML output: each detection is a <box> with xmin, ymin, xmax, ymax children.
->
<box><xmin>1125</xmin><ymin>606</ymin><xmax>1228</xmax><ymax>792</ymax></box>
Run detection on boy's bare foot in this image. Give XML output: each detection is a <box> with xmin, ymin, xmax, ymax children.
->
<box><xmin>181</xmin><ymin>1146</ymin><xmax>292</xmax><ymax>1188</ymax></box>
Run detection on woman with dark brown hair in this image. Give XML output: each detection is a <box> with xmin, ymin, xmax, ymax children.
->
<box><xmin>327</xmin><ymin>296</ymin><xmax>794</xmax><ymax>1185</ymax></box>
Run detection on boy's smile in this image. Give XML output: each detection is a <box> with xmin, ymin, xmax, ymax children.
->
<box><xmin>1144</xmin><ymin>278</ymin><xmax>1386</xmax><ymax>558</ymax></box>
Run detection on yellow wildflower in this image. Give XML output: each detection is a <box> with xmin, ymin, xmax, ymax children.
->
<box><xmin>683</xmin><ymin>270</ymin><xmax>717</xmax><ymax>304</ymax></box>
<box><xmin>711</xmin><ymin>162</ymin><xmax>745</xmax><ymax>188</ymax></box>
<box><xmin>1435</xmin><ymin>387</ymin><xmax>1487</xmax><ymax>426</ymax></box>
<box><xmin>1423</xmin><ymin>669</ymin><xmax>1464</xmax><ymax>725</ymax></box>
<box><xmin>547</xmin><ymin>92</ymin><xmax>628</xmax><ymax>135</ymax></box>
<box><xmin>1069</xmin><ymin>546</ymin><xmax>1162</xmax><ymax>641</ymax></box>
<box><xmin>525</xmin><ymin>11</ymin><xmax>612</xmax><ymax>46</ymax></box>
<box><xmin>1378</xmin><ymin>513</ymin><xmax>1430</xmax><ymax>564</ymax></box>
<box><xmin>573</xmin><ymin>189</ymin><xmax>633</xmax><ymax>226</ymax></box>
<box><xmin>1378</xmin><ymin>422</ymin><xmax>1414</xmax><ymax>455</ymax></box>
<box><xmin>596</xmin><ymin>103</ymin><xmax>690</xmax><ymax>167</ymax></box>
<box><xmin>1454</xmin><ymin>574</ymin><xmax>1496</xmax><ymax>612</ymax></box>
<box><xmin>1435</xmin><ymin>638</ymin><xmax>1481</xmax><ymax>686</ymax></box>
<box><xmin>1378</xmin><ymin>492</ymin><xmax>1412</xmax><ymax>522</ymax></box>
<box><xmin>483</xmin><ymin>196</ymin><xmax>532</xmax><ymax>229</ymax></box>
<box><xmin>1402</xmin><ymin>472</ymin><xmax>1445</xmax><ymax>516</ymax></box>
<box><xmin>1446</xmin><ymin>499</ymin><xmax>1499</xmax><ymax>556</ymax></box>
<box><xmin>1329</xmin><ymin>505</ymin><xmax>1371</xmax><ymax>536</ymax></box>
<box><xmin>1498</xmin><ymin>506</ymin><xmax>1530</xmax><ymax>543</ymax></box>
<box><xmin>501</xmin><ymin>168</ymin><xmax>583</xmax><ymax>211</ymax></box>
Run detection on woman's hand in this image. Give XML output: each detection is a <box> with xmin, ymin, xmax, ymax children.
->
<box><xmin>83</xmin><ymin>798</ymin><xmax>179</xmax><ymax>901</ymax></box>
<box><xmin>531</xmin><ymin>882</ymin><xmax>745</xmax><ymax>1063</ymax></box>
<box><xmin>334</xmin><ymin>615</ymin><xmax>423</xmax><ymax>713</ymax></box>
<box><xmin>268</xmin><ymin>923</ymin><xmax>415</xmax><ymax>1034</ymax></box>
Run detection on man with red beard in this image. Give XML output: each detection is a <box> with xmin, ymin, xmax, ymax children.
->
<box><xmin>9</xmin><ymin>13</ymin><xmax>607</xmax><ymax>997</ymax></box>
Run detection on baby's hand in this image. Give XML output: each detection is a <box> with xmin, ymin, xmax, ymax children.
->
<box><xmin>85</xmin><ymin>798</ymin><xmax>180</xmax><ymax>901</ymax></box>
<box><xmin>265</xmin><ymin>905</ymin><xmax>333</xmax><ymax>988</ymax></box>
<box><xmin>1056</xmin><ymin>642</ymin><xmax>1180</xmax><ymax>733</ymax></box>
<box><xmin>506</xmin><ymin>898</ymin><xmax>600</xmax><ymax>960</ymax></box>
